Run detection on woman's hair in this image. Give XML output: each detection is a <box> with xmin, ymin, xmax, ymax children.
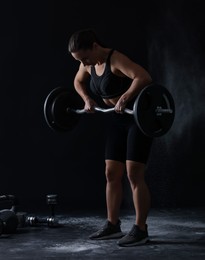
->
<box><xmin>68</xmin><ymin>28</ymin><xmax>106</xmax><ymax>53</ymax></box>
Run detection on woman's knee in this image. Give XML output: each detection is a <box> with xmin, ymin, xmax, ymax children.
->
<box><xmin>105</xmin><ymin>160</ymin><xmax>125</xmax><ymax>182</ymax></box>
<box><xmin>126</xmin><ymin>161</ymin><xmax>146</xmax><ymax>185</ymax></box>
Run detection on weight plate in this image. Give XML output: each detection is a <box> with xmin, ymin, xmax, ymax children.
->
<box><xmin>51</xmin><ymin>89</ymin><xmax>81</xmax><ymax>131</ymax></box>
<box><xmin>44</xmin><ymin>87</ymin><xmax>67</xmax><ymax>131</ymax></box>
<box><xmin>133</xmin><ymin>83</ymin><xmax>175</xmax><ymax>137</ymax></box>
<box><xmin>44</xmin><ymin>87</ymin><xmax>81</xmax><ymax>132</ymax></box>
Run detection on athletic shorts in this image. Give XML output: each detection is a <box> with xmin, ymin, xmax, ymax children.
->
<box><xmin>105</xmin><ymin>112</ymin><xmax>153</xmax><ymax>164</ymax></box>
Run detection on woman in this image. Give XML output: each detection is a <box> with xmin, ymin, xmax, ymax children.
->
<box><xmin>68</xmin><ymin>28</ymin><xmax>153</xmax><ymax>247</ymax></box>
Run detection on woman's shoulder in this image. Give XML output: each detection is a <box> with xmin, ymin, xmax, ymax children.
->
<box><xmin>110</xmin><ymin>49</ymin><xmax>132</xmax><ymax>65</ymax></box>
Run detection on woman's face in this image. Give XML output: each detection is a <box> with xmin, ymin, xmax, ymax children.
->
<box><xmin>71</xmin><ymin>48</ymin><xmax>97</xmax><ymax>66</ymax></box>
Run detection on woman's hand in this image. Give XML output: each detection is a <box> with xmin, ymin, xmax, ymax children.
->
<box><xmin>114</xmin><ymin>97</ymin><xmax>127</xmax><ymax>114</ymax></box>
<box><xmin>84</xmin><ymin>97</ymin><xmax>98</xmax><ymax>113</ymax></box>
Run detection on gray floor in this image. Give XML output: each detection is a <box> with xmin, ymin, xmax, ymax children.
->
<box><xmin>0</xmin><ymin>207</ymin><xmax>205</xmax><ymax>260</ymax></box>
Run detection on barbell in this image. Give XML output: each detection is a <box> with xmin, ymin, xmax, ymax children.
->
<box><xmin>43</xmin><ymin>83</ymin><xmax>175</xmax><ymax>137</ymax></box>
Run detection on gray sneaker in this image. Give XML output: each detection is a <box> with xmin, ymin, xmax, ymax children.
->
<box><xmin>117</xmin><ymin>224</ymin><xmax>149</xmax><ymax>247</ymax></box>
<box><xmin>89</xmin><ymin>220</ymin><xmax>123</xmax><ymax>240</ymax></box>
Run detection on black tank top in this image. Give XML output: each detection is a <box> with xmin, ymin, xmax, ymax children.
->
<box><xmin>90</xmin><ymin>49</ymin><xmax>132</xmax><ymax>99</ymax></box>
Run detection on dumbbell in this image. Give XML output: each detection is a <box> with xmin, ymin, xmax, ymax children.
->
<box><xmin>25</xmin><ymin>216</ymin><xmax>58</xmax><ymax>227</ymax></box>
<box><xmin>46</xmin><ymin>194</ymin><xmax>58</xmax><ymax>217</ymax></box>
<box><xmin>17</xmin><ymin>194</ymin><xmax>60</xmax><ymax>228</ymax></box>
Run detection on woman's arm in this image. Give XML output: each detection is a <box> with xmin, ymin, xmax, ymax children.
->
<box><xmin>111</xmin><ymin>51</ymin><xmax>152</xmax><ymax>112</ymax></box>
<box><xmin>74</xmin><ymin>63</ymin><xmax>97</xmax><ymax>112</ymax></box>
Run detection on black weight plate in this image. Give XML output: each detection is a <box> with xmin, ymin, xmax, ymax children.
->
<box><xmin>44</xmin><ymin>87</ymin><xmax>68</xmax><ymax>131</ymax></box>
<box><xmin>133</xmin><ymin>83</ymin><xmax>175</xmax><ymax>137</ymax></box>
<box><xmin>51</xmin><ymin>90</ymin><xmax>81</xmax><ymax>131</ymax></box>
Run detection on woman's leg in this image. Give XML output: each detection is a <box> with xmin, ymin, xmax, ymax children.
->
<box><xmin>105</xmin><ymin>159</ymin><xmax>125</xmax><ymax>224</ymax></box>
<box><xmin>89</xmin><ymin>159</ymin><xmax>125</xmax><ymax>240</ymax></box>
<box><xmin>126</xmin><ymin>160</ymin><xmax>150</xmax><ymax>230</ymax></box>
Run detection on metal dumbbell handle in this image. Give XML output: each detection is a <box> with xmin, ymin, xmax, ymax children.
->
<box><xmin>26</xmin><ymin>216</ymin><xmax>58</xmax><ymax>227</ymax></box>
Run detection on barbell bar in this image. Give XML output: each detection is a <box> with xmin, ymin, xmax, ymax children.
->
<box><xmin>70</xmin><ymin>106</ymin><xmax>173</xmax><ymax>115</ymax></box>
<box><xmin>68</xmin><ymin>107</ymin><xmax>133</xmax><ymax>114</ymax></box>
<box><xmin>44</xmin><ymin>83</ymin><xmax>175</xmax><ymax>137</ymax></box>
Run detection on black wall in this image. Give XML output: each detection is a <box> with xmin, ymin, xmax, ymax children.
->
<box><xmin>1</xmin><ymin>0</ymin><xmax>205</xmax><ymax>212</ymax></box>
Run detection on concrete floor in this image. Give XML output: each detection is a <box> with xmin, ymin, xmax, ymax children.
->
<box><xmin>0</xmin><ymin>207</ymin><xmax>205</xmax><ymax>260</ymax></box>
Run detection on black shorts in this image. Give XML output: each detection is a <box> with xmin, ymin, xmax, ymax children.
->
<box><xmin>105</xmin><ymin>112</ymin><xmax>153</xmax><ymax>164</ymax></box>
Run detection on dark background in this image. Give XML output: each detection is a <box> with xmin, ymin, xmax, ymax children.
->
<box><xmin>0</xmin><ymin>0</ymin><xmax>205</xmax><ymax>213</ymax></box>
